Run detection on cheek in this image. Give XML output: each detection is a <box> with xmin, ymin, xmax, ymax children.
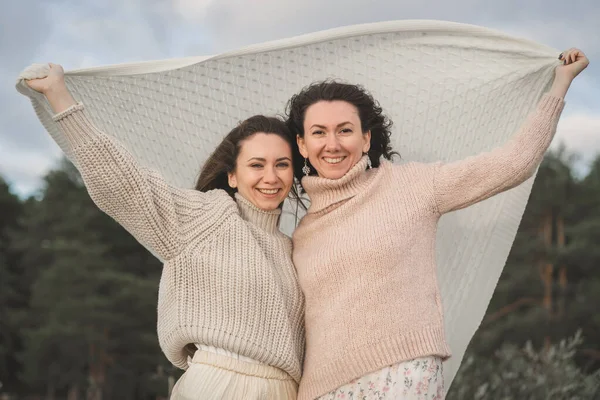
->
<box><xmin>236</xmin><ymin>170</ymin><xmax>257</xmax><ymax>189</ymax></box>
<box><xmin>303</xmin><ymin>137</ymin><xmax>320</xmax><ymax>154</ymax></box>
<box><xmin>282</xmin><ymin>169</ymin><xmax>294</xmax><ymax>186</ymax></box>
<box><xmin>342</xmin><ymin>135</ymin><xmax>367</xmax><ymax>153</ymax></box>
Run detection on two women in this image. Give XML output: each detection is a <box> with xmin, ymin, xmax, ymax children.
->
<box><xmin>24</xmin><ymin>46</ymin><xmax>588</xmax><ymax>400</ymax></box>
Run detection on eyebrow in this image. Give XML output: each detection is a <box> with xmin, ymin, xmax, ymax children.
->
<box><xmin>309</xmin><ymin>121</ymin><xmax>354</xmax><ymax>130</ymax></box>
<box><xmin>246</xmin><ymin>157</ymin><xmax>292</xmax><ymax>162</ymax></box>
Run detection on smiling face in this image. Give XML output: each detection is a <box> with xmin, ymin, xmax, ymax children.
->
<box><xmin>227</xmin><ymin>132</ymin><xmax>294</xmax><ymax>211</ymax></box>
<box><xmin>297</xmin><ymin>100</ymin><xmax>371</xmax><ymax>180</ymax></box>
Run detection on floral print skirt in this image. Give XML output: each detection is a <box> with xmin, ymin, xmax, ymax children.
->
<box><xmin>318</xmin><ymin>356</ymin><xmax>445</xmax><ymax>400</ymax></box>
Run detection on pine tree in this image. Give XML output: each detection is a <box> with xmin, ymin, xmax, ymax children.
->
<box><xmin>12</xmin><ymin>160</ymin><xmax>170</xmax><ymax>399</ymax></box>
<box><xmin>449</xmin><ymin>150</ymin><xmax>600</xmax><ymax>397</ymax></box>
<box><xmin>0</xmin><ymin>177</ymin><xmax>24</xmax><ymax>393</ymax></box>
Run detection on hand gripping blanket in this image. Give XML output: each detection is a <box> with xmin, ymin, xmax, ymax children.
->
<box><xmin>16</xmin><ymin>20</ymin><xmax>560</xmax><ymax>387</ymax></box>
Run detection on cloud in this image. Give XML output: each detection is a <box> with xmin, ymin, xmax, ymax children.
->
<box><xmin>172</xmin><ymin>0</ymin><xmax>599</xmax><ymax>54</ymax></box>
<box><xmin>172</xmin><ymin>0</ymin><xmax>217</xmax><ymax>21</ymax></box>
<box><xmin>193</xmin><ymin>0</ymin><xmax>481</xmax><ymax>50</ymax></box>
<box><xmin>0</xmin><ymin>139</ymin><xmax>61</xmax><ymax>197</ymax></box>
<box><xmin>1</xmin><ymin>0</ymin><xmax>599</xmax><ymax>198</ymax></box>
<box><xmin>553</xmin><ymin>113</ymin><xmax>600</xmax><ymax>168</ymax></box>
<box><xmin>0</xmin><ymin>0</ymin><xmax>52</xmax><ymax>72</ymax></box>
<box><xmin>0</xmin><ymin>0</ymin><xmax>185</xmax><ymax>198</ymax></box>
<box><xmin>0</xmin><ymin>0</ymin><xmax>55</xmax><ymax>196</ymax></box>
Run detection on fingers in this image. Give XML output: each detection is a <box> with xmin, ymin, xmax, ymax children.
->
<box><xmin>560</xmin><ymin>48</ymin><xmax>587</xmax><ymax>65</ymax></box>
<box><xmin>560</xmin><ymin>49</ymin><xmax>573</xmax><ymax>64</ymax></box>
<box><xmin>48</xmin><ymin>63</ymin><xmax>66</xmax><ymax>76</ymax></box>
<box><xmin>570</xmin><ymin>50</ymin><xmax>578</xmax><ymax>64</ymax></box>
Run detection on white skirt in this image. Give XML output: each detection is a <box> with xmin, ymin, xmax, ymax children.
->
<box><xmin>170</xmin><ymin>348</ymin><xmax>298</xmax><ymax>400</ymax></box>
<box><xmin>318</xmin><ymin>356</ymin><xmax>445</xmax><ymax>400</ymax></box>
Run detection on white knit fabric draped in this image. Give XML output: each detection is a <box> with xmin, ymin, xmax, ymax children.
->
<box><xmin>16</xmin><ymin>20</ymin><xmax>560</xmax><ymax>388</ymax></box>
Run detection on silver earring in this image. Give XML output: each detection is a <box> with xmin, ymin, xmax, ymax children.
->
<box><xmin>302</xmin><ymin>158</ymin><xmax>311</xmax><ymax>176</ymax></box>
<box><xmin>366</xmin><ymin>155</ymin><xmax>372</xmax><ymax>169</ymax></box>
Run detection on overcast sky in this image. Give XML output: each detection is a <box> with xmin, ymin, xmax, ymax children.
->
<box><xmin>1</xmin><ymin>0</ymin><xmax>598</xmax><ymax>196</ymax></box>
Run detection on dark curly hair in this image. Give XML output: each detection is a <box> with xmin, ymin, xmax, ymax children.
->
<box><xmin>285</xmin><ymin>80</ymin><xmax>399</xmax><ymax>185</ymax></box>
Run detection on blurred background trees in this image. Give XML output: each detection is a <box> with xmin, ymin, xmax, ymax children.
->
<box><xmin>1</xmin><ymin>150</ymin><xmax>599</xmax><ymax>399</ymax></box>
<box><xmin>448</xmin><ymin>149</ymin><xmax>600</xmax><ymax>399</ymax></box>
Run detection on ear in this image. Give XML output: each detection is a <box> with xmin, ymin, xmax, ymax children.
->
<box><xmin>296</xmin><ymin>135</ymin><xmax>309</xmax><ymax>158</ymax></box>
<box><xmin>227</xmin><ymin>171</ymin><xmax>237</xmax><ymax>189</ymax></box>
<box><xmin>362</xmin><ymin>130</ymin><xmax>372</xmax><ymax>153</ymax></box>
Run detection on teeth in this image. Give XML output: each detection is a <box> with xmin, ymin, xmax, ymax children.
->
<box><xmin>323</xmin><ymin>157</ymin><xmax>345</xmax><ymax>164</ymax></box>
<box><xmin>257</xmin><ymin>189</ymin><xmax>279</xmax><ymax>194</ymax></box>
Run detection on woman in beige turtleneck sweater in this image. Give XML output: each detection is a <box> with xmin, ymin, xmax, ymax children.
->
<box><xmin>24</xmin><ymin>63</ymin><xmax>304</xmax><ymax>399</ymax></box>
<box><xmin>286</xmin><ymin>49</ymin><xmax>588</xmax><ymax>399</ymax></box>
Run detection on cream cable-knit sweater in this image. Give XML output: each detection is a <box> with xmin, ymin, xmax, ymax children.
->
<box><xmin>52</xmin><ymin>103</ymin><xmax>305</xmax><ymax>382</ymax></box>
<box><xmin>292</xmin><ymin>94</ymin><xmax>564</xmax><ymax>399</ymax></box>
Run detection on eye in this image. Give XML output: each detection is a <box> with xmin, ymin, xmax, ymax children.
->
<box><xmin>311</xmin><ymin>130</ymin><xmax>325</xmax><ymax>136</ymax></box>
<box><xmin>340</xmin><ymin>128</ymin><xmax>353</xmax><ymax>134</ymax></box>
<box><xmin>276</xmin><ymin>162</ymin><xmax>291</xmax><ymax>168</ymax></box>
<box><xmin>250</xmin><ymin>163</ymin><xmax>263</xmax><ymax>169</ymax></box>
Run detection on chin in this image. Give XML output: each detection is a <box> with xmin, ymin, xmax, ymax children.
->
<box><xmin>321</xmin><ymin>169</ymin><xmax>349</xmax><ymax>180</ymax></box>
<box><xmin>317</xmin><ymin>160</ymin><xmax>354</xmax><ymax>180</ymax></box>
<box><xmin>257</xmin><ymin>199</ymin><xmax>282</xmax><ymax>211</ymax></box>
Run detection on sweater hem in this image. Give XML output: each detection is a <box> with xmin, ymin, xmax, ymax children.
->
<box><xmin>298</xmin><ymin>325</ymin><xmax>451</xmax><ymax>400</ymax></box>
<box><xmin>161</xmin><ymin>324</ymin><xmax>303</xmax><ymax>384</ymax></box>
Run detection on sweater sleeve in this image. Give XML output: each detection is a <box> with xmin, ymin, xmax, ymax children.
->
<box><xmin>433</xmin><ymin>94</ymin><xmax>565</xmax><ymax>215</ymax></box>
<box><xmin>52</xmin><ymin>103</ymin><xmax>233</xmax><ymax>261</ymax></box>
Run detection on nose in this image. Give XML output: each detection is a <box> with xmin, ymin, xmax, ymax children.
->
<box><xmin>263</xmin><ymin>165</ymin><xmax>278</xmax><ymax>184</ymax></box>
<box><xmin>324</xmin><ymin>132</ymin><xmax>341</xmax><ymax>152</ymax></box>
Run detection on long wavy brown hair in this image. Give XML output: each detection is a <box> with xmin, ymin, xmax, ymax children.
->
<box><xmin>195</xmin><ymin>115</ymin><xmax>303</xmax><ymax>207</ymax></box>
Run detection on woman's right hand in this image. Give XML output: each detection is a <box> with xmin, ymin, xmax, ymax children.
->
<box><xmin>24</xmin><ymin>63</ymin><xmax>77</xmax><ymax>113</ymax></box>
<box><xmin>26</xmin><ymin>63</ymin><xmax>66</xmax><ymax>95</ymax></box>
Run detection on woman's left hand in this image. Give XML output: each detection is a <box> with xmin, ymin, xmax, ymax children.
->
<box><xmin>556</xmin><ymin>48</ymin><xmax>589</xmax><ymax>82</ymax></box>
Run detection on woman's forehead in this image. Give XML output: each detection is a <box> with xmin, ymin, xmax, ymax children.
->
<box><xmin>305</xmin><ymin>101</ymin><xmax>360</xmax><ymax>125</ymax></box>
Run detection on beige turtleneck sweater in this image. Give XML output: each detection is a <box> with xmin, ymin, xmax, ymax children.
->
<box><xmin>52</xmin><ymin>103</ymin><xmax>305</xmax><ymax>382</ymax></box>
<box><xmin>292</xmin><ymin>94</ymin><xmax>564</xmax><ymax>399</ymax></box>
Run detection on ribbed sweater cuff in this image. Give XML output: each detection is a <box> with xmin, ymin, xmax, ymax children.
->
<box><xmin>520</xmin><ymin>94</ymin><xmax>564</xmax><ymax>151</ymax></box>
<box><xmin>53</xmin><ymin>103</ymin><xmax>102</xmax><ymax>149</ymax></box>
<box><xmin>538</xmin><ymin>94</ymin><xmax>565</xmax><ymax>115</ymax></box>
<box><xmin>518</xmin><ymin>94</ymin><xmax>565</xmax><ymax>164</ymax></box>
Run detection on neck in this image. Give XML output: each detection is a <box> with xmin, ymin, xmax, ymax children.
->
<box><xmin>234</xmin><ymin>193</ymin><xmax>281</xmax><ymax>233</ymax></box>
<box><xmin>301</xmin><ymin>156</ymin><xmax>373</xmax><ymax>213</ymax></box>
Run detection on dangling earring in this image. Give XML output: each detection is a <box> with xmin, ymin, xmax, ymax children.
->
<box><xmin>366</xmin><ymin>154</ymin><xmax>372</xmax><ymax>169</ymax></box>
<box><xmin>302</xmin><ymin>158</ymin><xmax>311</xmax><ymax>176</ymax></box>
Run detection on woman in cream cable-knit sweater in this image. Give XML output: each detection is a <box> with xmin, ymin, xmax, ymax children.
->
<box><xmin>25</xmin><ymin>64</ymin><xmax>304</xmax><ymax>399</ymax></box>
<box><xmin>286</xmin><ymin>48</ymin><xmax>589</xmax><ymax>399</ymax></box>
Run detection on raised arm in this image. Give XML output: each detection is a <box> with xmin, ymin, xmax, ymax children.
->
<box><xmin>26</xmin><ymin>64</ymin><xmax>233</xmax><ymax>261</ymax></box>
<box><xmin>434</xmin><ymin>48</ymin><xmax>589</xmax><ymax>215</ymax></box>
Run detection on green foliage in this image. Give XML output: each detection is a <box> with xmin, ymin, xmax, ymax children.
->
<box><xmin>450</xmin><ymin>149</ymin><xmax>600</xmax><ymax>397</ymax></box>
<box><xmin>2</xmin><ymin>149</ymin><xmax>599</xmax><ymax>398</ymax></box>
<box><xmin>0</xmin><ymin>178</ymin><xmax>25</xmax><ymax>392</ymax></box>
<box><xmin>0</xmin><ymin>160</ymin><xmax>171</xmax><ymax>398</ymax></box>
<box><xmin>449</xmin><ymin>331</ymin><xmax>600</xmax><ymax>399</ymax></box>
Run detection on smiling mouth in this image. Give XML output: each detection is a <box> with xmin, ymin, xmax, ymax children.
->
<box><xmin>323</xmin><ymin>156</ymin><xmax>346</xmax><ymax>165</ymax></box>
<box><xmin>256</xmin><ymin>188</ymin><xmax>281</xmax><ymax>195</ymax></box>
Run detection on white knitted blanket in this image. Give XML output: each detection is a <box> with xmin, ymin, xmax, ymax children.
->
<box><xmin>16</xmin><ymin>20</ymin><xmax>560</xmax><ymax>387</ymax></box>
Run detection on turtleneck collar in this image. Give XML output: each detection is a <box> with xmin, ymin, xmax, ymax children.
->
<box><xmin>234</xmin><ymin>193</ymin><xmax>281</xmax><ymax>233</ymax></box>
<box><xmin>301</xmin><ymin>155</ymin><xmax>374</xmax><ymax>214</ymax></box>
